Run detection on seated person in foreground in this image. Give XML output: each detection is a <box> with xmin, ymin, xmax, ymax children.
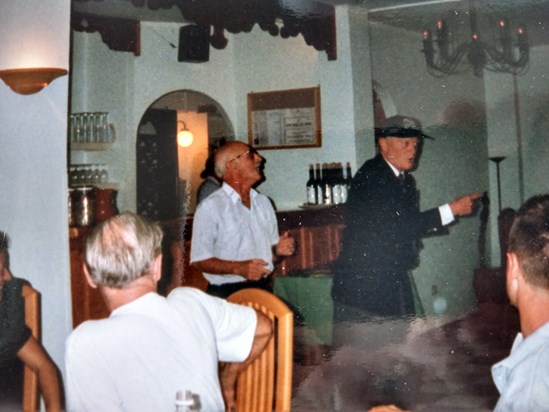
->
<box><xmin>490</xmin><ymin>193</ymin><xmax>549</xmax><ymax>411</ymax></box>
<box><xmin>0</xmin><ymin>231</ymin><xmax>62</xmax><ymax>412</ymax></box>
<box><xmin>64</xmin><ymin>212</ymin><xmax>272</xmax><ymax>412</ymax></box>
<box><xmin>368</xmin><ymin>193</ymin><xmax>549</xmax><ymax>412</ymax></box>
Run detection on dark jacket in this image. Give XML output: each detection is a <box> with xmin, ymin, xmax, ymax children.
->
<box><xmin>332</xmin><ymin>155</ymin><xmax>446</xmax><ymax>312</ymax></box>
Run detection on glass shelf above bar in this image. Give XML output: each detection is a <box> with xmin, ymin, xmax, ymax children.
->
<box><xmin>71</xmin><ymin>142</ymin><xmax>113</xmax><ymax>151</ymax></box>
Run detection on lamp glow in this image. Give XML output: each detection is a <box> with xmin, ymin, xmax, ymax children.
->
<box><xmin>177</xmin><ymin>121</ymin><xmax>194</xmax><ymax>147</ymax></box>
<box><xmin>0</xmin><ymin>67</ymin><xmax>68</xmax><ymax>95</ymax></box>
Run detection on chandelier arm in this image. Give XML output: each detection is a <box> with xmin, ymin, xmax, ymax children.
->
<box><xmin>442</xmin><ymin>43</ymin><xmax>469</xmax><ymax>73</ymax></box>
<box><xmin>426</xmin><ymin>41</ymin><xmax>470</xmax><ymax>76</ymax></box>
<box><xmin>482</xmin><ymin>42</ymin><xmax>529</xmax><ymax>67</ymax></box>
<box><xmin>422</xmin><ymin>0</ymin><xmax>529</xmax><ymax>77</ymax></box>
<box><xmin>479</xmin><ymin>47</ymin><xmax>528</xmax><ymax>76</ymax></box>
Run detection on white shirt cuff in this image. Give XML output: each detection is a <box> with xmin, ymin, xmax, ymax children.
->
<box><xmin>439</xmin><ymin>203</ymin><xmax>455</xmax><ymax>226</ymax></box>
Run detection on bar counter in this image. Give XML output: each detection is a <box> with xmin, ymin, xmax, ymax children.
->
<box><xmin>70</xmin><ymin>205</ymin><xmax>346</xmax><ymax>328</ymax></box>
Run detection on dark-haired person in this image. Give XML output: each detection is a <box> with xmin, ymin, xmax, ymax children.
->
<box><xmin>0</xmin><ymin>232</ymin><xmax>62</xmax><ymax>411</ymax></box>
<box><xmin>196</xmin><ymin>150</ymin><xmax>222</xmax><ymax>204</ymax></box>
<box><xmin>491</xmin><ymin>194</ymin><xmax>549</xmax><ymax>411</ymax></box>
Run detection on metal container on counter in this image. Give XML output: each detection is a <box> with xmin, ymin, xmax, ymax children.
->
<box><xmin>70</xmin><ymin>186</ymin><xmax>96</xmax><ymax>227</ymax></box>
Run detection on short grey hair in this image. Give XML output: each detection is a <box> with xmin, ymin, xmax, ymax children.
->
<box><xmin>214</xmin><ymin>141</ymin><xmax>247</xmax><ymax>178</ymax></box>
<box><xmin>84</xmin><ymin>212</ymin><xmax>163</xmax><ymax>289</ymax></box>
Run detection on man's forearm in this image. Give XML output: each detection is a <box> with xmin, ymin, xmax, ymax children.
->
<box><xmin>192</xmin><ymin>257</ymin><xmax>242</xmax><ymax>276</ymax></box>
<box><xmin>219</xmin><ymin>311</ymin><xmax>273</xmax><ymax>410</ymax></box>
<box><xmin>192</xmin><ymin>257</ymin><xmax>271</xmax><ymax>281</ymax></box>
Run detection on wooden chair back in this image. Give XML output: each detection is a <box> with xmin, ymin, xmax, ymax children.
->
<box><xmin>22</xmin><ymin>285</ymin><xmax>40</xmax><ymax>412</ymax></box>
<box><xmin>228</xmin><ymin>288</ymin><xmax>293</xmax><ymax>412</ymax></box>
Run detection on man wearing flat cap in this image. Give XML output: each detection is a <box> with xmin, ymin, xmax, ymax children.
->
<box><xmin>332</xmin><ymin>115</ymin><xmax>481</xmax><ymax>346</ymax></box>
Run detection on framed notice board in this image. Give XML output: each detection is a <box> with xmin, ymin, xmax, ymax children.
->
<box><xmin>247</xmin><ymin>86</ymin><xmax>321</xmax><ymax>150</ymax></box>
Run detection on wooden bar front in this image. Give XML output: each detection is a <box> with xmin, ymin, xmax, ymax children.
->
<box><xmin>70</xmin><ymin>206</ymin><xmax>345</xmax><ymax>326</ymax></box>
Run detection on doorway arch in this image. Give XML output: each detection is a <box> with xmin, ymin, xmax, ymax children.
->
<box><xmin>136</xmin><ymin>90</ymin><xmax>234</xmax><ymax>220</ymax></box>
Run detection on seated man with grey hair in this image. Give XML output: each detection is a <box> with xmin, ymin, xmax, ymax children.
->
<box><xmin>65</xmin><ymin>212</ymin><xmax>272</xmax><ymax>412</ymax></box>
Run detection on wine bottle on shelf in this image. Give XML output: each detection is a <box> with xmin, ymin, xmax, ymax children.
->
<box><xmin>332</xmin><ymin>162</ymin><xmax>344</xmax><ymax>205</ymax></box>
<box><xmin>322</xmin><ymin>162</ymin><xmax>333</xmax><ymax>205</ymax></box>
<box><xmin>306</xmin><ymin>164</ymin><xmax>317</xmax><ymax>205</ymax></box>
<box><xmin>345</xmin><ymin>162</ymin><xmax>353</xmax><ymax>184</ymax></box>
<box><xmin>314</xmin><ymin>163</ymin><xmax>322</xmax><ymax>205</ymax></box>
<box><xmin>319</xmin><ymin>163</ymin><xmax>326</xmax><ymax>205</ymax></box>
<box><xmin>342</xmin><ymin>161</ymin><xmax>352</xmax><ymax>203</ymax></box>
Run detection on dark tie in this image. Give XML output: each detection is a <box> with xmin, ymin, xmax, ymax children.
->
<box><xmin>397</xmin><ymin>173</ymin><xmax>404</xmax><ymax>182</ymax></box>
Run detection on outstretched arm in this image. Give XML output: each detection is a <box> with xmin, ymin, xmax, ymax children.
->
<box><xmin>219</xmin><ymin>311</ymin><xmax>273</xmax><ymax>411</ymax></box>
<box><xmin>449</xmin><ymin>192</ymin><xmax>483</xmax><ymax>217</ymax></box>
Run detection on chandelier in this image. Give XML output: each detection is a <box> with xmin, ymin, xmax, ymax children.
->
<box><xmin>421</xmin><ymin>0</ymin><xmax>529</xmax><ymax>77</ymax></box>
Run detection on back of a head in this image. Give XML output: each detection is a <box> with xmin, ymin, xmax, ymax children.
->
<box><xmin>200</xmin><ymin>152</ymin><xmax>217</xmax><ymax>179</ymax></box>
<box><xmin>509</xmin><ymin>194</ymin><xmax>549</xmax><ymax>289</ymax></box>
<box><xmin>84</xmin><ymin>212</ymin><xmax>163</xmax><ymax>289</ymax></box>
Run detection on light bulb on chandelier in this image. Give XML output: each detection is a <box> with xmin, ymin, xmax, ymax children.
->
<box><xmin>177</xmin><ymin>121</ymin><xmax>194</xmax><ymax>147</ymax></box>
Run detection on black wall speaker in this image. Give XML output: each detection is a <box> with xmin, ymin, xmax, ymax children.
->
<box><xmin>178</xmin><ymin>25</ymin><xmax>210</xmax><ymax>63</ymax></box>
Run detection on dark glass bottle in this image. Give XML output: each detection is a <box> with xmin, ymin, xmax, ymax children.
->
<box><xmin>322</xmin><ymin>162</ymin><xmax>333</xmax><ymax>205</ymax></box>
<box><xmin>306</xmin><ymin>164</ymin><xmax>317</xmax><ymax>205</ymax></box>
<box><xmin>333</xmin><ymin>162</ymin><xmax>345</xmax><ymax>205</ymax></box>
<box><xmin>315</xmin><ymin>163</ymin><xmax>322</xmax><ymax>204</ymax></box>
<box><xmin>343</xmin><ymin>161</ymin><xmax>352</xmax><ymax>203</ymax></box>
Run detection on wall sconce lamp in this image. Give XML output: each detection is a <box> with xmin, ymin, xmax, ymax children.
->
<box><xmin>177</xmin><ymin>121</ymin><xmax>194</xmax><ymax>147</ymax></box>
<box><xmin>0</xmin><ymin>67</ymin><xmax>68</xmax><ymax>95</ymax></box>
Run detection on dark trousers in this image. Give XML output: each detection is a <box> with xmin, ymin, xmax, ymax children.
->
<box><xmin>205</xmin><ymin>276</ymin><xmax>271</xmax><ymax>299</ymax></box>
<box><xmin>332</xmin><ymin>269</ymin><xmax>415</xmax><ymax>320</ymax></box>
<box><xmin>331</xmin><ymin>269</ymin><xmax>416</xmax><ymax>349</ymax></box>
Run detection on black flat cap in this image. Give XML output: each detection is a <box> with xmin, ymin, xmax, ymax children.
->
<box><xmin>375</xmin><ymin>115</ymin><xmax>434</xmax><ymax>140</ymax></box>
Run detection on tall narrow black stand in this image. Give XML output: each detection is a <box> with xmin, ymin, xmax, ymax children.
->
<box><xmin>489</xmin><ymin>156</ymin><xmax>506</xmax><ymax>213</ymax></box>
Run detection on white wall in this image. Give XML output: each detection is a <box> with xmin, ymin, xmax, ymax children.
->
<box><xmin>0</xmin><ymin>0</ymin><xmax>72</xmax><ymax>381</ymax></box>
